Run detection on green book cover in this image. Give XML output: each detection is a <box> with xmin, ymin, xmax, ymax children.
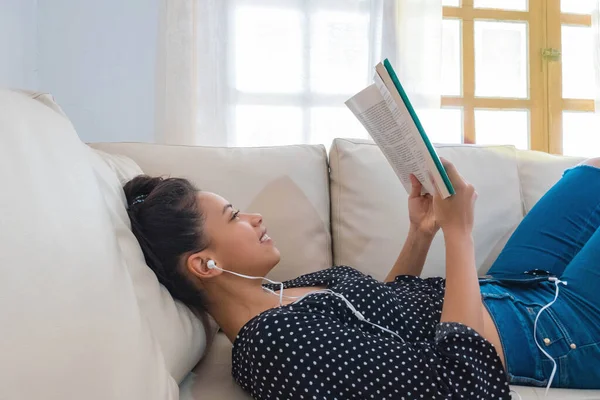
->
<box><xmin>382</xmin><ymin>59</ymin><xmax>455</xmax><ymax>196</ymax></box>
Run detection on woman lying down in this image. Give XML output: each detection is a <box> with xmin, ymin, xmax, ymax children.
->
<box><xmin>124</xmin><ymin>157</ymin><xmax>600</xmax><ymax>399</ymax></box>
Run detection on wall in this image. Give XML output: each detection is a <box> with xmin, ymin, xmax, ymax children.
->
<box><xmin>37</xmin><ymin>0</ymin><xmax>160</xmax><ymax>143</ymax></box>
<box><xmin>0</xmin><ymin>0</ymin><xmax>38</xmax><ymax>90</ymax></box>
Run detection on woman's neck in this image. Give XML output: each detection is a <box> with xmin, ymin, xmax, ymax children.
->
<box><xmin>205</xmin><ymin>280</ymin><xmax>284</xmax><ymax>344</ymax></box>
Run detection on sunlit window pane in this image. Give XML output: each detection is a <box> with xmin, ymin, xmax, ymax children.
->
<box><xmin>475</xmin><ymin>110</ymin><xmax>529</xmax><ymax>149</ymax></box>
<box><xmin>563</xmin><ymin>112</ymin><xmax>600</xmax><ymax>156</ymax></box>
<box><xmin>474</xmin><ymin>0</ymin><xmax>528</xmax><ymax>11</ymax></box>
<box><xmin>475</xmin><ymin>21</ymin><xmax>528</xmax><ymax>98</ymax></box>
<box><xmin>561</xmin><ymin>0</ymin><xmax>596</xmax><ymax>14</ymax></box>
<box><xmin>235</xmin><ymin>106</ymin><xmax>303</xmax><ymax>146</ymax></box>
<box><xmin>310</xmin><ymin>10</ymin><xmax>370</xmax><ymax>94</ymax></box>
<box><xmin>442</xmin><ymin>0</ymin><xmax>460</xmax><ymax>6</ymax></box>
<box><xmin>311</xmin><ymin>107</ymin><xmax>369</xmax><ymax>150</ymax></box>
<box><xmin>418</xmin><ymin>108</ymin><xmax>463</xmax><ymax>144</ymax></box>
<box><xmin>234</xmin><ymin>7</ymin><xmax>303</xmax><ymax>93</ymax></box>
<box><xmin>442</xmin><ymin>19</ymin><xmax>462</xmax><ymax>96</ymax></box>
<box><xmin>562</xmin><ymin>25</ymin><xmax>595</xmax><ymax>99</ymax></box>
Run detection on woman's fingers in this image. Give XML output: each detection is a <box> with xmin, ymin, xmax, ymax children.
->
<box><xmin>409</xmin><ymin>174</ymin><xmax>423</xmax><ymax>197</ymax></box>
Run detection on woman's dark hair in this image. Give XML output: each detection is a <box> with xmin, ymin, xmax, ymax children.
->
<box><xmin>124</xmin><ymin>175</ymin><xmax>210</xmax><ymax>311</ymax></box>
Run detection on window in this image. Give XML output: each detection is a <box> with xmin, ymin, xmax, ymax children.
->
<box><xmin>442</xmin><ymin>0</ymin><xmax>598</xmax><ymax>155</ymax></box>
<box><xmin>222</xmin><ymin>0</ymin><xmax>598</xmax><ymax>154</ymax></box>
<box><xmin>228</xmin><ymin>0</ymin><xmax>381</xmax><ymax>148</ymax></box>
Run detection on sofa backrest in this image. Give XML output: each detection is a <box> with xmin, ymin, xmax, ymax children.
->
<box><xmin>89</xmin><ymin>142</ymin><xmax>333</xmax><ymax>283</ymax></box>
<box><xmin>93</xmin><ymin>140</ymin><xmax>590</xmax><ymax>285</ymax></box>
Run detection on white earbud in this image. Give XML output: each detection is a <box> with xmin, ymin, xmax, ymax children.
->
<box><xmin>207</xmin><ymin>260</ymin><xmax>216</xmax><ymax>269</ymax></box>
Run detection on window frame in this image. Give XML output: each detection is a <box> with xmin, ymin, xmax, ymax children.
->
<box><xmin>442</xmin><ymin>0</ymin><xmax>596</xmax><ymax>154</ymax></box>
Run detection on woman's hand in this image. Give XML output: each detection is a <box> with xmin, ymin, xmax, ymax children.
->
<box><xmin>432</xmin><ymin>158</ymin><xmax>477</xmax><ymax>237</ymax></box>
<box><xmin>408</xmin><ymin>174</ymin><xmax>439</xmax><ymax>237</ymax></box>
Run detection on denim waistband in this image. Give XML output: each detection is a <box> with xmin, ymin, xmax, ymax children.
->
<box><xmin>480</xmin><ymin>282</ymin><xmax>547</xmax><ymax>384</ymax></box>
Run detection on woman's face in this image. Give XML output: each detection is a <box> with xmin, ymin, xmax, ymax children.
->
<box><xmin>193</xmin><ymin>192</ymin><xmax>281</xmax><ymax>277</ymax></box>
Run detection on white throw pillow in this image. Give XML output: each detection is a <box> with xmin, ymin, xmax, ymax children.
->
<box><xmin>88</xmin><ymin>147</ymin><xmax>213</xmax><ymax>382</ymax></box>
<box><xmin>329</xmin><ymin>139</ymin><xmax>523</xmax><ymax>279</ymax></box>
<box><xmin>0</xmin><ymin>89</ymin><xmax>178</xmax><ymax>399</ymax></box>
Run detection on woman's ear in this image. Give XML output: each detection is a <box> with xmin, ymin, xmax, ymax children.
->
<box><xmin>186</xmin><ymin>251</ymin><xmax>219</xmax><ymax>279</ymax></box>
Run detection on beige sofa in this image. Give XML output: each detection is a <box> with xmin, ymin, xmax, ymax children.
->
<box><xmin>91</xmin><ymin>140</ymin><xmax>600</xmax><ymax>400</ymax></box>
<box><xmin>2</xmin><ymin>90</ymin><xmax>597</xmax><ymax>399</ymax></box>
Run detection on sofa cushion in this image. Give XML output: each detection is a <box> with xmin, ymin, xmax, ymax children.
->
<box><xmin>180</xmin><ymin>332</ymin><xmax>250</xmax><ymax>400</ymax></box>
<box><xmin>517</xmin><ymin>149</ymin><xmax>585</xmax><ymax>213</ymax></box>
<box><xmin>0</xmin><ymin>90</ymin><xmax>177</xmax><ymax>399</ymax></box>
<box><xmin>329</xmin><ymin>139</ymin><xmax>523</xmax><ymax>279</ymax></box>
<box><xmin>88</xmin><ymin>148</ymin><xmax>213</xmax><ymax>383</ymax></box>
<box><xmin>89</xmin><ymin>142</ymin><xmax>332</xmax><ymax>283</ymax></box>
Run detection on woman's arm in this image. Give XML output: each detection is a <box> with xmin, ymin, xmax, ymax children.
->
<box><xmin>383</xmin><ymin>227</ymin><xmax>434</xmax><ymax>282</ymax></box>
<box><xmin>433</xmin><ymin>159</ymin><xmax>484</xmax><ymax>335</ymax></box>
<box><xmin>439</xmin><ymin>230</ymin><xmax>483</xmax><ymax>334</ymax></box>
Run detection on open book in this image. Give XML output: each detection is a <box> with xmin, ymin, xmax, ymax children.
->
<box><xmin>345</xmin><ymin>59</ymin><xmax>455</xmax><ymax>199</ymax></box>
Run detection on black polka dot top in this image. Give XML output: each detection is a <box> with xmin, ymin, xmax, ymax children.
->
<box><xmin>232</xmin><ymin>266</ymin><xmax>510</xmax><ymax>399</ymax></box>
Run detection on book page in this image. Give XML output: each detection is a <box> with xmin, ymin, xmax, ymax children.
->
<box><xmin>373</xmin><ymin>73</ymin><xmax>437</xmax><ymax>195</ymax></box>
<box><xmin>345</xmin><ymin>84</ymin><xmax>434</xmax><ymax>195</ymax></box>
<box><xmin>375</xmin><ymin>63</ymin><xmax>450</xmax><ymax>198</ymax></box>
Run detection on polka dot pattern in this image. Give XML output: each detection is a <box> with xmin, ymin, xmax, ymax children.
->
<box><xmin>232</xmin><ymin>266</ymin><xmax>510</xmax><ymax>399</ymax></box>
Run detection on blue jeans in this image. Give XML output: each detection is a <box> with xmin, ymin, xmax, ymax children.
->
<box><xmin>479</xmin><ymin>165</ymin><xmax>600</xmax><ymax>389</ymax></box>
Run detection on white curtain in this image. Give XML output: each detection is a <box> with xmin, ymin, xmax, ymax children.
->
<box><xmin>156</xmin><ymin>0</ymin><xmax>442</xmax><ymax>147</ymax></box>
<box><xmin>155</xmin><ymin>0</ymin><xmax>197</xmax><ymax>145</ymax></box>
